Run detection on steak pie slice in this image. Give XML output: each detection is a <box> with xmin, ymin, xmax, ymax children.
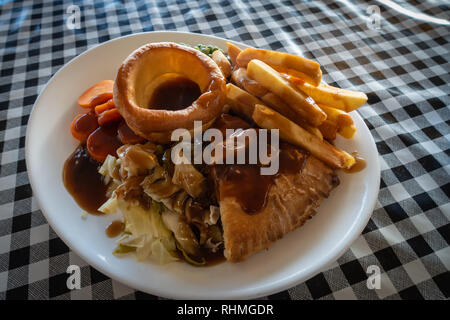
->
<box><xmin>216</xmin><ymin>155</ymin><xmax>339</xmax><ymax>262</ymax></box>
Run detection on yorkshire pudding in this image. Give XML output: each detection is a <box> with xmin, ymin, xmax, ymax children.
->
<box><xmin>114</xmin><ymin>42</ymin><xmax>226</xmax><ymax>143</ymax></box>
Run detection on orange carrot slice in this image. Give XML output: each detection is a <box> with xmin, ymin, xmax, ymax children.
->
<box><xmin>98</xmin><ymin>108</ymin><xmax>122</xmax><ymax>126</ymax></box>
<box><xmin>118</xmin><ymin>121</ymin><xmax>145</xmax><ymax>144</ymax></box>
<box><xmin>77</xmin><ymin>80</ymin><xmax>114</xmax><ymax>109</ymax></box>
<box><xmin>70</xmin><ymin>112</ymin><xmax>99</xmax><ymax>142</ymax></box>
<box><xmin>86</xmin><ymin>125</ymin><xmax>122</xmax><ymax>162</ymax></box>
<box><xmin>94</xmin><ymin>99</ymin><xmax>115</xmax><ymax>115</ymax></box>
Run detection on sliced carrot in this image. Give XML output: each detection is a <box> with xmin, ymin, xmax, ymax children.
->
<box><xmin>77</xmin><ymin>80</ymin><xmax>114</xmax><ymax>109</ymax></box>
<box><xmin>98</xmin><ymin>108</ymin><xmax>123</xmax><ymax>126</ymax></box>
<box><xmin>118</xmin><ymin>121</ymin><xmax>145</xmax><ymax>144</ymax></box>
<box><xmin>94</xmin><ymin>99</ymin><xmax>115</xmax><ymax>115</ymax></box>
<box><xmin>86</xmin><ymin>125</ymin><xmax>122</xmax><ymax>162</ymax></box>
<box><xmin>70</xmin><ymin>112</ymin><xmax>98</xmax><ymax>142</ymax></box>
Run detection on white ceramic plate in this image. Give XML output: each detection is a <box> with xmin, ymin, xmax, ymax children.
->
<box><xmin>26</xmin><ymin>31</ymin><xmax>380</xmax><ymax>299</ymax></box>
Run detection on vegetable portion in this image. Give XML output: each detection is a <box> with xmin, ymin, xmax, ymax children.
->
<box><xmin>94</xmin><ymin>99</ymin><xmax>115</xmax><ymax>115</ymax></box>
<box><xmin>98</xmin><ymin>108</ymin><xmax>122</xmax><ymax>126</ymax></box>
<box><xmin>114</xmin><ymin>199</ymin><xmax>179</xmax><ymax>264</ymax></box>
<box><xmin>86</xmin><ymin>125</ymin><xmax>122</xmax><ymax>162</ymax></box>
<box><xmin>70</xmin><ymin>112</ymin><xmax>98</xmax><ymax>142</ymax></box>
<box><xmin>192</xmin><ymin>44</ymin><xmax>221</xmax><ymax>56</ymax></box>
<box><xmin>70</xmin><ymin>80</ymin><xmax>134</xmax><ymax>162</ymax></box>
<box><xmin>77</xmin><ymin>80</ymin><xmax>114</xmax><ymax>109</ymax></box>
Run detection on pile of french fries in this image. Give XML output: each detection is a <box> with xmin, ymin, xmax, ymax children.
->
<box><xmin>224</xmin><ymin>42</ymin><xmax>368</xmax><ymax>170</ymax></box>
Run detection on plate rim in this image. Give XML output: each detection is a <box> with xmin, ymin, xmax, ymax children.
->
<box><xmin>25</xmin><ymin>31</ymin><xmax>380</xmax><ymax>299</ymax></box>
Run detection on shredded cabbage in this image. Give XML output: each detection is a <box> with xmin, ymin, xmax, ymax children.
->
<box><xmin>151</xmin><ymin>238</ymin><xmax>179</xmax><ymax>264</ymax></box>
<box><xmin>98</xmin><ymin>154</ymin><xmax>120</xmax><ymax>184</ymax></box>
<box><xmin>113</xmin><ymin>199</ymin><xmax>179</xmax><ymax>264</ymax></box>
<box><xmin>98</xmin><ymin>196</ymin><xmax>118</xmax><ymax>214</ymax></box>
<box><xmin>98</xmin><ymin>151</ymin><xmax>179</xmax><ymax>264</ymax></box>
<box><xmin>113</xmin><ymin>244</ymin><xmax>136</xmax><ymax>255</ymax></box>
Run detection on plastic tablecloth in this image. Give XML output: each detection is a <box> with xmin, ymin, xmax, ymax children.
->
<box><xmin>0</xmin><ymin>0</ymin><xmax>448</xmax><ymax>300</ymax></box>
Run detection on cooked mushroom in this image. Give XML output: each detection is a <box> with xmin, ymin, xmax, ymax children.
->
<box><xmin>161</xmin><ymin>208</ymin><xmax>200</xmax><ymax>257</ymax></box>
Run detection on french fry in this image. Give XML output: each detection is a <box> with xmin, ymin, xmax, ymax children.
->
<box><xmin>319</xmin><ymin>103</ymin><xmax>356</xmax><ymax>139</ymax></box>
<box><xmin>226</xmin><ymin>42</ymin><xmax>242</xmax><ymax>68</ymax></box>
<box><xmin>338</xmin><ymin>123</ymin><xmax>357</xmax><ymax>139</ymax></box>
<box><xmin>231</xmin><ymin>67</ymin><xmax>268</xmax><ymax>97</ymax></box>
<box><xmin>226</xmin><ymin>83</ymin><xmax>263</xmax><ymax>120</ymax></box>
<box><xmin>259</xmin><ymin>92</ymin><xmax>287</xmax><ymax>109</ymax></box>
<box><xmin>318</xmin><ymin>104</ymin><xmax>353</xmax><ymax>127</ymax></box>
<box><xmin>289</xmin><ymin>79</ymin><xmax>368</xmax><ymax>112</ymax></box>
<box><xmin>247</xmin><ymin>60</ymin><xmax>326</xmax><ymax>127</ymax></box>
<box><xmin>212</xmin><ymin>50</ymin><xmax>232</xmax><ymax>78</ymax></box>
<box><xmin>270</xmin><ymin>65</ymin><xmax>321</xmax><ymax>87</ymax></box>
<box><xmin>236</xmin><ymin>48</ymin><xmax>322</xmax><ymax>86</ymax></box>
<box><xmin>318</xmin><ymin>120</ymin><xmax>338</xmax><ymax>141</ymax></box>
<box><xmin>252</xmin><ymin>104</ymin><xmax>355</xmax><ymax>169</ymax></box>
<box><xmin>259</xmin><ymin>91</ymin><xmax>299</xmax><ymax>120</ymax></box>
<box><xmin>260</xmin><ymin>92</ymin><xmax>323</xmax><ymax>140</ymax></box>
<box><xmin>300</xmin><ymin>122</ymin><xmax>323</xmax><ymax>140</ymax></box>
<box><xmin>228</xmin><ymin>81</ymin><xmax>323</xmax><ymax>140</ymax></box>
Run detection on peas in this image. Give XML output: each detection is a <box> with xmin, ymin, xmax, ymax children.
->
<box><xmin>179</xmin><ymin>43</ymin><xmax>231</xmax><ymax>64</ymax></box>
<box><xmin>180</xmin><ymin>42</ymin><xmax>221</xmax><ymax>57</ymax></box>
<box><xmin>193</xmin><ymin>44</ymin><xmax>220</xmax><ymax>56</ymax></box>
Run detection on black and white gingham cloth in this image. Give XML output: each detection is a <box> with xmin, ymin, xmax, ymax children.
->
<box><xmin>0</xmin><ymin>0</ymin><xmax>448</xmax><ymax>300</ymax></box>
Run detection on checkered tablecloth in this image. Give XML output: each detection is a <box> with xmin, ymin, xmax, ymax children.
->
<box><xmin>0</xmin><ymin>0</ymin><xmax>449</xmax><ymax>300</ymax></box>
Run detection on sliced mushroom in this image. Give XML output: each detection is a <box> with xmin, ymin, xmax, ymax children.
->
<box><xmin>172</xmin><ymin>162</ymin><xmax>206</xmax><ymax>198</ymax></box>
<box><xmin>117</xmin><ymin>143</ymin><xmax>159</xmax><ymax>178</ymax></box>
<box><xmin>141</xmin><ymin>168</ymin><xmax>181</xmax><ymax>201</ymax></box>
<box><xmin>161</xmin><ymin>208</ymin><xmax>200</xmax><ymax>257</ymax></box>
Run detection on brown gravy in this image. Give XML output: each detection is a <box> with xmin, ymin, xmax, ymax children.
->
<box><xmin>204</xmin><ymin>250</ymin><xmax>226</xmax><ymax>267</ymax></box>
<box><xmin>105</xmin><ymin>220</ymin><xmax>125</xmax><ymax>238</ymax></box>
<box><xmin>343</xmin><ymin>152</ymin><xmax>367</xmax><ymax>173</ymax></box>
<box><xmin>279</xmin><ymin>143</ymin><xmax>309</xmax><ymax>174</ymax></box>
<box><xmin>212</xmin><ymin>113</ymin><xmax>309</xmax><ymax>215</ymax></box>
<box><xmin>149</xmin><ymin>76</ymin><xmax>201</xmax><ymax>111</ymax></box>
<box><xmin>62</xmin><ymin>145</ymin><xmax>108</xmax><ymax>215</ymax></box>
<box><xmin>212</xmin><ymin>114</ymin><xmax>310</xmax><ymax>215</ymax></box>
<box><xmin>217</xmin><ymin>164</ymin><xmax>274</xmax><ymax>214</ymax></box>
<box><xmin>174</xmin><ymin>247</ymin><xmax>226</xmax><ymax>267</ymax></box>
<box><xmin>216</xmin><ymin>144</ymin><xmax>308</xmax><ymax>215</ymax></box>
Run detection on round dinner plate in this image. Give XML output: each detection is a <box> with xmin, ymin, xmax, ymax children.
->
<box><xmin>25</xmin><ymin>31</ymin><xmax>380</xmax><ymax>299</ymax></box>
